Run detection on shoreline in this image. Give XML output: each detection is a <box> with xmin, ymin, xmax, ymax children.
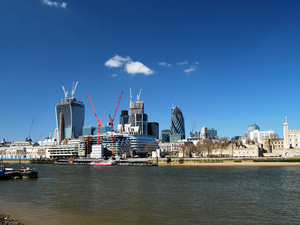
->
<box><xmin>158</xmin><ymin>162</ymin><xmax>300</xmax><ymax>167</ymax></box>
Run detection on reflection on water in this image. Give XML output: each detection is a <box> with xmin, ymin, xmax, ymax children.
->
<box><xmin>1</xmin><ymin>164</ymin><xmax>300</xmax><ymax>224</ymax></box>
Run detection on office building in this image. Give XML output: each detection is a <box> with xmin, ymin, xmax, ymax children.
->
<box><xmin>148</xmin><ymin>122</ymin><xmax>159</xmax><ymax>139</ymax></box>
<box><xmin>160</xmin><ymin>129</ymin><xmax>171</xmax><ymax>143</ymax></box>
<box><xmin>55</xmin><ymin>82</ymin><xmax>85</xmax><ymax>141</ymax></box>
<box><xmin>170</xmin><ymin>106</ymin><xmax>185</xmax><ymax>141</ymax></box>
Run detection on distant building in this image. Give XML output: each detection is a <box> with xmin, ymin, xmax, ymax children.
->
<box><xmin>55</xmin><ymin>83</ymin><xmax>85</xmax><ymax>141</ymax></box>
<box><xmin>170</xmin><ymin>106</ymin><xmax>185</xmax><ymax>141</ymax></box>
<box><xmin>160</xmin><ymin>129</ymin><xmax>171</xmax><ymax>143</ymax></box>
<box><xmin>82</xmin><ymin>126</ymin><xmax>96</xmax><ymax>136</ymax></box>
<box><xmin>148</xmin><ymin>122</ymin><xmax>159</xmax><ymax>139</ymax></box>
<box><xmin>208</xmin><ymin>128</ymin><xmax>217</xmax><ymax>139</ymax></box>
<box><xmin>119</xmin><ymin>110</ymin><xmax>129</xmax><ymax>131</ymax></box>
<box><xmin>128</xmin><ymin>89</ymin><xmax>148</xmax><ymax>135</ymax></box>
<box><xmin>246</xmin><ymin>123</ymin><xmax>274</xmax><ymax>144</ymax></box>
<box><xmin>127</xmin><ymin>134</ymin><xmax>158</xmax><ymax>156</ymax></box>
<box><xmin>247</xmin><ymin>123</ymin><xmax>260</xmax><ymax>137</ymax></box>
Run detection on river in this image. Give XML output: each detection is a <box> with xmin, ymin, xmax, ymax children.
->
<box><xmin>1</xmin><ymin>164</ymin><xmax>300</xmax><ymax>224</ymax></box>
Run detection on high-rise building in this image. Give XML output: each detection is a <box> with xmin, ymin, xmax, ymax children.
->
<box><xmin>128</xmin><ymin>89</ymin><xmax>148</xmax><ymax>135</ymax></box>
<box><xmin>120</xmin><ymin>110</ymin><xmax>129</xmax><ymax>131</ymax></box>
<box><xmin>55</xmin><ymin>82</ymin><xmax>85</xmax><ymax>141</ymax></box>
<box><xmin>148</xmin><ymin>122</ymin><xmax>159</xmax><ymax>139</ymax></box>
<box><xmin>160</xmin><ymin>129</ymin><xmax>171</xmax><ymax>143</ymax></box>
<box><xmin>170</xmin><ymin>106</ymin><xmax>185</xmax><ymax>141</ymax></box>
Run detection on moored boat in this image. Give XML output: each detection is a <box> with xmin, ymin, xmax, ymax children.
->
<box><xmin>0</xmin><ymin>165</ymin><xmax>38</xmax><ymax>179</ymax></box>
<box><xmin>118</xmin><ymin>160</ymin><xmax>157</xmax><ymax>166</ymax></box>
<box><xmin>90</xmin><ymin>157</ymin><xmax>120</xmax><ymax>166</ymax></box>
<box><xmin>0</xmin><ymin>165</ymin><xmax>13</xmax><ymax>180</ymax></box>
<box><xmin>19</xmin><ymin>166</ymin><xmax>38</xmax><ymax>179</ymax></box>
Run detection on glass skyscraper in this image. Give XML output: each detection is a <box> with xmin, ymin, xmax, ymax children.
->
<box><xmin>170</xmin><ymin>106</ymin><xmax>185</xmax><ymax>140</ymax></box>
<box><xmin>55</xmin><ymin>96</ymin><xmax>85</xmax><ymax>140</ymax></box>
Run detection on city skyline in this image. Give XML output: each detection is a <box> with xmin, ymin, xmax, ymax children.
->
<box><xmin>1</xmin><ymin>0</ymin><xmax>300</xmax><ymax>141</ymax></box>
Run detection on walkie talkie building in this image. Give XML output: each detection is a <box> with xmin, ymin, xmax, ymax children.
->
<box><xmin>55</xmin><ymin>82</ymin><xmax>85</xmax><ymax>141</ymax></box>
<box><xmin>170</xmin><ymin>106</ymin><xmax>185</xmax><ymax>140</ymax></box>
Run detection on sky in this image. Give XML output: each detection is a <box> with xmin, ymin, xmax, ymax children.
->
<box><xmin>1</xmin><ymin>0</ymin><xmax>300</xmax><ymax>142</ymax></box>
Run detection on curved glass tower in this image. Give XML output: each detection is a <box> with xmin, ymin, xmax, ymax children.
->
<box><xmin>55</xmin><ymin>84</ymin><xmax>85</xmax><ymax>141</ymax></box>
<box><xmin>170</xmin><ymin>106</ymin><xmax>185</xmax><ymax>140</ymax></box>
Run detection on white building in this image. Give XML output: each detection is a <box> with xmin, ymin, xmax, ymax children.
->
<box><xmin>283</xmin><ymin>117</ymin><xmax>300</xmax><ymax>149</ymax></box>
<box><xmin>249</xmin><ymin>130</ymin><xmax>275</xmax><ymax>143</ymax></box>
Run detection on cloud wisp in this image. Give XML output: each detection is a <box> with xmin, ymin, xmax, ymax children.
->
<box><xmin>159</xmin><ymin>62</ymin><xmax>172</xmax><ymax>67</ymax></box>
<box><xmin>41</xmin><ymin>0</ymin><xmax>67</xmax><ymax>8</ymax></box>
<box><xmin>105</xmin><ymin>55</ymin><xmax>154</xmax><ymax>76</ymax></box>
<box><xmin>184</xmin><ymin>67</ymin><xmax>196</xmax><ymax>74</ymax></box>
<box><xmin>177</xmin><ymin>61</ymin><xmax>188</xmax><ymax>65</ymax></box>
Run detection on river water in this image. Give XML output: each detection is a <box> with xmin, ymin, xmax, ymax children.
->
<box><xmin>1</xmin><ymin>164</ymin><xmax>300</xmax><ymax>224</ymax></box>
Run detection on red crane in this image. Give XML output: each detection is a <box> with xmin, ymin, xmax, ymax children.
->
<box><xmin>87</xmin><ymin>92</ymin><xmax>103</xmax><ymax>145</ymax></box>
<box><xmin>108</xmin><ymin>91</ymin><xmax>123</xmax><ymax>156</ymax></box>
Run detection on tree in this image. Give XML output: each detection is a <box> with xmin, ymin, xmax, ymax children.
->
<box><xmin>144</xmin><ymin>142</ymin><xmax>156</xmax><ymax>153</ymax></box>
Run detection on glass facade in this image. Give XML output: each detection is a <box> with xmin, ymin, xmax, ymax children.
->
<box><xmin>120</xmin><ymin>110</ymin><xmax>129</xmax><ymax>130</ymax></box>
<box><xmin>127</xmin><ymin>134</ymin><xmax>158</xmax><ymax>152</ymax></box>
<box><xmin>170</xmin><ymin>106</ymin><xmax>185</xmax><ymax>140</ymax></box>
<box><xmin>82</xmin><ymin>126</ymin><xmax>96</xmax><ymax>136</ymax></box>
<box><xmin>160</xmin><ymin>129</ymin><xmax>171</xmax><ymax>142</ymax></box>
<box><xmin>56</xmin><ymin>98</ymin><xmax>85</xmax><ymax>139</ymax></box>
<box><xmin>148</xmin><ymin>122</ymin><xmax>159</xmax><ymax>139</ymax></box>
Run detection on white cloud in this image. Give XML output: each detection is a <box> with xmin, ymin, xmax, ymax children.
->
<box><xmin>159</xmin><ymin>62</ymin><xmax>172</xmax><ymax>67</ymax></box>
<box><xmin>177</xmin><ymin>61</ymin><xmax>188</xmax><ymax>65</ymax></box>
<box><xmin>184</xmin><ymin>67</ymin><xmax>196</xmax><ymax>74</ymax></box>
<box><xmin>41</xmin><ymin>0</ymin><xmax>67</xmax><ymax>8</ymax></box>
<box><xmin>111</xmin><ymin>74</ymin><xmax>118</xmax><ymax>77</ymax></box>
<box><xmin>195</xmin><ymin>61</ymin><xmax>199</xmax><ymax>65</ymax></box>
<box><xmin>125</xmin><ymin>61</ymin><xmax>154</xmax><ymax>76</ymax></box>
<box><xmin>105</xmin><ymin>55</ymin><xmax>154</xmax><ymax>76</ymax></box>
<box><xmin>105</xmin><ymin>55</ymin><xmax>131</xmax><ymax>68</ymax></box>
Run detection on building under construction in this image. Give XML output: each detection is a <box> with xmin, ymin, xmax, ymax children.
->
<box><xmin>128</xmin><ymin>89</ymin><xmax>148</xmax><ymax>135</ymax></box>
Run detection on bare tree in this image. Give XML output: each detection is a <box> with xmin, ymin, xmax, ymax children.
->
<box><xmin>144</xmin><ymin>142</ymin><xmax>156</xmax><ymax>153</ymax></box>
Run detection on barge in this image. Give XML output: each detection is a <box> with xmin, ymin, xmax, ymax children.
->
<box><xmin>0</xmin><ymin>165</ymin><xmax>38</xmax><ymax>179</ymax></box>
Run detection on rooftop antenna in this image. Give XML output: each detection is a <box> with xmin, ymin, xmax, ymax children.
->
<box><xmin>71</xmin><ymin>81</ymin><xmax>78</xmax><ymax>99</ymax></box>
<box><xmin>62</xmin><ymin>86</ymin><xmax>68</xmax><ymax>99</ymax></box>
<box><xmin>137</xmin><ymin>89</ymin><xmax>142</xmax><ymax>101</ymax></box>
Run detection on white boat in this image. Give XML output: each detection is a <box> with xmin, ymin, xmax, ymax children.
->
<box><xmin>90</xmin><ymin>157</ymin><xmax>120</xmax><ymax>166</ymax></box>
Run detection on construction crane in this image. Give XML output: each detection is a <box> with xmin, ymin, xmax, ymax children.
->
<box><xmin>26</xmin><ymin>116</ymin><xmax>34</xmax><ymax>142</ymax></box>
<box><xmin>108</xmin><ymin>91</ymin><xmax>123</xmax><ymax>157</ymax></box>
<box><xmin>71</xmin><ymin>81</ymin><xmax>78</xmax><ymax>99</ymax></box>
<box><xmin>190</xmin><ymin>121</ymin><xmax>196</xmax><ymax>136</ymax></box>
<box><xmin>87</xmin><ymin>93</ymin><xmax>103</xmax><ymax>145</ymax></box>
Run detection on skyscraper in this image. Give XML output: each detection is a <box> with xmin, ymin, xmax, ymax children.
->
<box><xmin>55</xmin><ymin>82</ymin><xmax>85</xmax><ymax>141</ymax></box>
<box><xmin>128</xmin><ymin>89</ymin><xmax>148</xmax><ymax>135</ymax></box>
<box><xmin>170</xmin><ymin>106</ymin><xmax>185</xmax><ymax>141</ymax></box>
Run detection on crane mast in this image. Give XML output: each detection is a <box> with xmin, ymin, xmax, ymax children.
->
<box><xmin>108</xmin><ymin>91</ymin><xmax>123</xmax><ymax>157</ymax></box>
<box><xmin>87</xmin><ymin>93</ymin><xmax>103</xmax><ymax>145</ymax></box>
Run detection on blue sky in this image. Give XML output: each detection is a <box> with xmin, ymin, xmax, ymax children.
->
<box><xmin>1</xmin><ymin>0</ymin><xmax>300</xmax><ymax>142</ymax></box>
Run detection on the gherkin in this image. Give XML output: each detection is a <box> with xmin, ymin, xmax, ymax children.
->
<box><xmin>170</xmin><ymin>106</ymin><xmax>185</xmax><ymax>139</ymax></box>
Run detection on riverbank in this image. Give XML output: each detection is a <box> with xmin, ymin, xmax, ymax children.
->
<box><xmin>155</xmin><ymin>157</ymin><xmax>300</xmax><ymax>166</ymax></box>
<box><xmin>0</xmin><ymin>214</ymin><xmax>24</xmax><ymax>225</ymax></box>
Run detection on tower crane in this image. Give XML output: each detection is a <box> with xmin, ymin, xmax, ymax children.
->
<box><xmin>71</xmin><ymin>81</ymin><xmax>78</xmax><ymax>99</ymax></box>
<box><xmin>87</xmin><ymin>93</ymin><xmax>103</xmax><ymax>145</ymax></box>
<box><xmin>108</xmin><ymin>91</ymin><xmax>123</xmax><ymax>157</ymax></box>
<box><xmin>190</xmin><ymin>121</ymin><xmax>196</xmax><ymax>136</ymax></box>
<box><xmin>26</xmin><ymin>116</ymin><xmax>34</xmax><ymax>142</ymax></box>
